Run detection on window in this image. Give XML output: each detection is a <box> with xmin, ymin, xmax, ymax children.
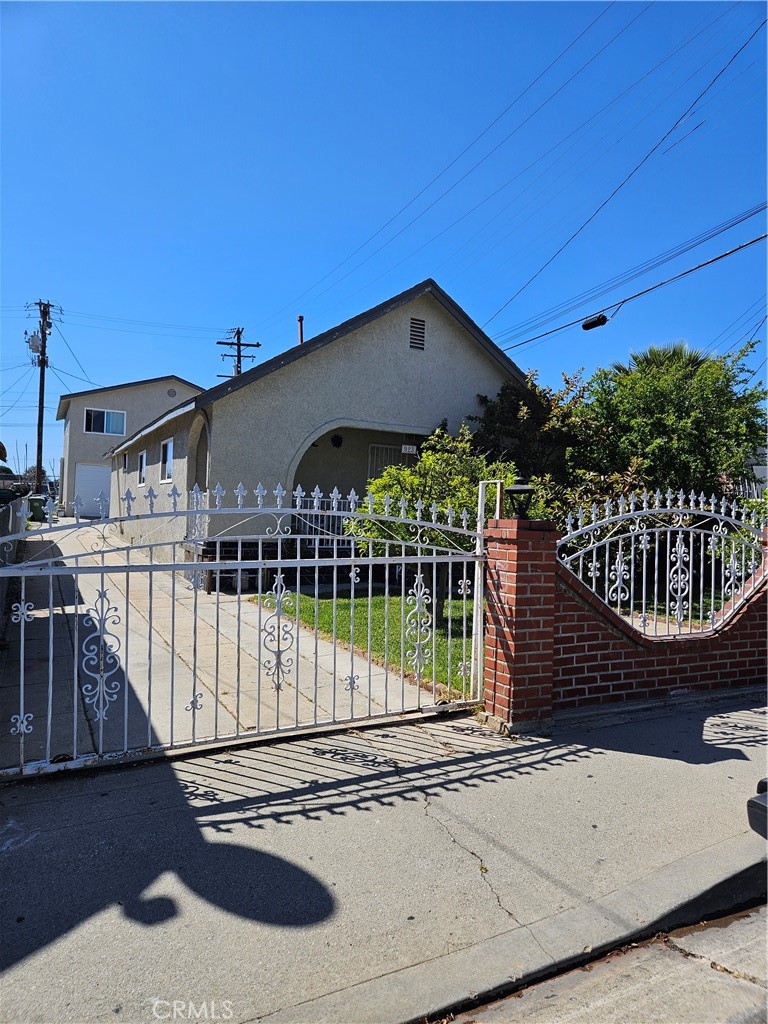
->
<box><xmin>409</xmin><ymin>317</ymin><xmax>426</xmax><ymax>350</ymax></box>
<box><xmin>121</xmin><ymin>454</ymin><xmax>128</xmax><ymax>472</ymax></box>
<box><xmin>84</xmin><ymin>408</ymin><xmax>126</xmax><ymax>435</ymax></box>
<box><xmin>368</xmin><ymin>444</ymin><xmax>416</xmax><ymax>479</ymax></box>
<box><xmin>160</xmin><ymin>439</ymin><xmax>173</xmax><ymax>482</ymax></box>
<box><xmin>138</xmin><ymin>450</ymin><xmax>146</xmax><ymax>486</ymax></box>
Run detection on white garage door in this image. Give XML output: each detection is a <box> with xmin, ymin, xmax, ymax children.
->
<box><xmin>73</xmin><ymin>464</ymin><xmax>111</xmax><ymax>517</ymax></box>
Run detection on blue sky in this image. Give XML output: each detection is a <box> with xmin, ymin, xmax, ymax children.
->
<box><xmin>1</xmin><ymin>0</ymin><xmax>766</xmax><ymax>476</ymax></box>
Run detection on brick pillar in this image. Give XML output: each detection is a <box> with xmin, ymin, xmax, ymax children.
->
<box><xmin>482</xmin><ymin>518</ymin><xmax>558</xmax><ymax>734</ymax></box>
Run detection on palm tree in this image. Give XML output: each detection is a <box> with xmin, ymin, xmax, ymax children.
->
<box><xmin>609</xmin><ymin>342</ymin><xmax>708</xmax><ymax>377</ymax></box>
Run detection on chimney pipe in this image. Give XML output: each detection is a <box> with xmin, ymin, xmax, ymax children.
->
<box><xmin>297</xmin><ymin>315</ymin><xmax>304</xmax><ymax>345</ymax></box>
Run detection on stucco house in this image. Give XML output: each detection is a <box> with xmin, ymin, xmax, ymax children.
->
<box><xmin>108</xmin><ymin>279</ymin><xmax>528</xmax><ymax>546</ymax></box>
<box><xmin>57</xmin><ymin>375</ymin><xmax>202</xmax><ymax>516</ymax></box>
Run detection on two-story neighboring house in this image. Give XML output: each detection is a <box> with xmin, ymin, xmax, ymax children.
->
<box><xmin>56</xmin><ymin>375</ymin><xmax>203</xmax><ymax>516</ymax></box>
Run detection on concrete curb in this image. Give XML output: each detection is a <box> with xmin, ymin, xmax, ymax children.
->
<box><xmin>258</xmin><ymin>831</ymin><xmax>766</xmax><ymax>1024</ymax></box>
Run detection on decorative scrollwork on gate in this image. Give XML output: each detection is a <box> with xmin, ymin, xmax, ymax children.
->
<box><xmin>607</xmin><ymin>552</ymin><xmax>630</xmax><ymax>604</ymax></box>
<box><xmin>723</xmin><ymin>547</ymin><xmax>744</xmax><ymax>599</ymax></box>
<box><xmin>405</xmin><ymin>574</ymin><xmax>432</xmax><ymax>675</ymax></box>
<box><xmin>557</xmin><ymin>489</ymin><xmax>765</xmax><ymax>636</ymax></box>
<box><xmin>12</xmin><ymin>601</ymin><xmax>34</xmax><ymax>624</ymax></box>
<box><xmin>10</xmin><ymin>713</ymin><xmax>33</xmax><ymax>735</ymax></box>
<box><xmin>669</xmin><ymin>533</ymin><xmax>691</xmax><ymax>628</ymax></box>
<box><xmin>81</xmin><ymin>589</ymin><xmax>122</xmax><ymax>721</ymax></box>
<box><xmin>262</xmin><ymin>574</ymin><xmax>295</xmax><ymax>690</ymax></box>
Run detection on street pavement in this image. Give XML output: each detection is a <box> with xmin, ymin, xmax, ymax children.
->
<box><xmin>1</xmin><ymin>686</ymin><xmax>766</xmax><ymax>1024</ymax></box>
<box><xmin>448</xmin><ymin>905</ymin><xmax>767</xmax><ymax>1024</ymax></box>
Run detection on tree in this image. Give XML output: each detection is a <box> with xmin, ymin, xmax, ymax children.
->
<box><xmin>608</xmin><ymin>341</ymin><xmax>707</xmax><ymax>377</ymax></box>
<box><xmin>22</xmin><ymin>464</ymin><xmax>47</xmax><ymax>486</ymax></box>
<box><xmin>361</xmin><ymin>424</ymin><xmax>517</xmax><ymax>620</ymax></box>
<box><xmin>573</xmin><ymin>341</ymin><xmax>766</xmax><ymax>495</ymax></box>
<box><xmin>470</xmin><ymin>371</ymin><xmax>587</xmax><ymax>483</ymax></box>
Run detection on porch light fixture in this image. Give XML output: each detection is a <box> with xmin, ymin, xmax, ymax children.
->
<box><xmin>505</xmin><ymin>482</ymin><xmax>535</xmax><ymax>519</ymax></box>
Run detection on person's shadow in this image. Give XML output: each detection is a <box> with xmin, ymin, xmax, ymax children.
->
<box><xmin>1</xmin><ymin>540</ymin><xmax>335</xmax><ymax>971</ymax></box>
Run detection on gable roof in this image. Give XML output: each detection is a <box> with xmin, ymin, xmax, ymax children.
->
<box><xmin>56</xmin><ymin>374</ymin><xmax>203</xmax><ymax>420</ymax></box>
<box><xmin>110</xmin><ymin>280</ymin><xmax>528</xmax><ymax>456</ymax></box>
<box><xmin>196</xmin><ymin>278</ymin><xmax>527</xmax><ymax>409</ymax></box>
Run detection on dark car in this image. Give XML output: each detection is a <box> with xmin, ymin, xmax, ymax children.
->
<box><xmin>747</xmin><ymin>779</ymin><xmax>767</xmax><ymax>839</ymax></box>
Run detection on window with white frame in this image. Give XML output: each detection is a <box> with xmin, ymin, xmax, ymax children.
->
<box><xmin>84</xmin><ymin>408</ymin><xmax>126</xmax><ymax>435</ymax></box>
<box><xmin>138</xmin><ymin>450</ymin><xmax>146</xmax><ymax>486</ymax></box>
<box><xmin>160</xmin><ymin>438</ymin><xmax>173</xmax><ymax>482</ymax></box>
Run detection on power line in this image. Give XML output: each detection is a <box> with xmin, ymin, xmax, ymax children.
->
<box><xmin>0</xmin><ymin>366</ymin><xmax>36</xmax><ymax>400</ymax></box>
<box><xmin>52</xmin><ymin>321</ymin><xmax>95</xmax><ymax>385</ymax></box>
<box><xmin>253</xmin><ymin>2</ymin><xmax>652</xmax><ymax>334</ymax></box>
<box><xmin>48</xmin><ymin>364</ymin><xmax>101</xmax><ymax>387</ymax></box>
<box><xmin>56</xmin><ymin>318</ymin><xmax>222</xmax><ymax>341</ymax></box>
<box><xmin>57</xmin><ymin>309</ymin><xmax>227</xmax><ymax>332</ymax></box>
<box><xmin>48</xmin><ymin>364</ymin><xmax>77</xmax><ymax>396</ymax></box>
<box><xmin>702</xmin><ymin>294</ymin><xmax>767</xmax><ymax>356</ymax></box>
<box><xmin>498</xmin><ymin>234</ymin><xmax>767</xmax><ymax>352</ymax></box>
<box><xmin>493</xmin><ymin>202</ymin><xmax>767</xmax><ymax>343</ymax></box>
<box><xmin>0</xmin><ymin>367</ymin><xmax>36</xmax><ymax>416</ymax></box>
<box><xmin>282</xmin><ymin>4</ymin><xmax>748</xmax><ymax>335</ymax></box>
<box><xmin>482</xmin><ymin>17</ymin><xmax>767</xmax><ymax>329</ymax></box>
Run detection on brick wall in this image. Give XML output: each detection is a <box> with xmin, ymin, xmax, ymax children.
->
<box><xmin>552</xmin><ymin>564</ymin><xmax>766</xmax><ymax>714</ymax></box>
<box><xmin>483</xmin><ymin>517</ymin><xmax>767</xmax><ymax>732</ymax></box>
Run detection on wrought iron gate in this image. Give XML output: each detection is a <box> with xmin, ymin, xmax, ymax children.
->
<box><xmin>0</xmin><ymin>486</ymin><xmax>484</xmax><ymax>776</ymax></box>
<box><xmin>558</xmin><ymin>489</ymin><xmax>766</xmax><ymax>635</ymax></box>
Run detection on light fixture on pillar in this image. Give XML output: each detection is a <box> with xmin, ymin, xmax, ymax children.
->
<box><xmin>505</xmin><ymin>481</ymin><xmax>535</xmax><ymax>519</ymax></box>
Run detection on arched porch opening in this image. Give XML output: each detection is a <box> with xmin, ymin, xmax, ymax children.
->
<box><xmin>292</xmin><ymin>425</ymin><xmax>421</xmax><ymax>499</ymax></box>
<box><xmin>186</xmin><ymin>413</ymin><xmax>210</xmax><ymax>494</ymax></box>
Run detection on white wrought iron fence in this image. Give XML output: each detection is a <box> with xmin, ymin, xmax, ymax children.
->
<box><xmin>557</xmin><ymin>489</ymin><xmax>766</xmax><ymax>636</ymax></box>
<box><xmin>0</xmin><ymin>484</ymin><xmax>485</xmax><ymax>777</ymax></box>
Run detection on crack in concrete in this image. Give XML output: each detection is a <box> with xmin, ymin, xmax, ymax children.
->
<box><xmin>412</xmin><ymin>720</ymin><xmax>460</xmax><ymax>756</ymax></box>
<box><xmin>421</xmin><ymin>792</ymin><xmax>556</xmax><ymax>965</ymax></box>
<box><xmin>422</xmin><ymin>792</ymin><xmax>513</xmax><ymax>919</ymax></box>
<box><xmin>662</xmin><ymin>936</ymin><xmax>766</xmax><ymax>988</ymax></box>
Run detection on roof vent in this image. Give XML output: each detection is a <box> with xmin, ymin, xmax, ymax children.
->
<box><xmin>409</xmin><ymin>317</ymin><xmax>426</xmax><ymax>351</ymax></box>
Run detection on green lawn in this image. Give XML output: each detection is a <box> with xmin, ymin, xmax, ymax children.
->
<box><xmin>292</xmin><ymin>591</ymin><xmax>479</xmax><ymax>699</ymax></box>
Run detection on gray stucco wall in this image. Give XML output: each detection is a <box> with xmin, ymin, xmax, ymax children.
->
<box><xmin>209</xmin><ymin>292</ymin><xmax>512</xmax><ymax>498</ymax></box>
<box><xmin>111</xmin><ymin>408</ymin><xmax>197</xmax><ymax>549</ymax></box>
<box><xmin>60</xmin><ymin>379</ymin><xmax>200</xmax><ymax>512</ymax></box>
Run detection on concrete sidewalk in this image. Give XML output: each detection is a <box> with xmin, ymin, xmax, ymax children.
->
<box><xmin>1</xmin><ymin>687</ymin><xmax>766</xmax><ymax>1024</ymax></box>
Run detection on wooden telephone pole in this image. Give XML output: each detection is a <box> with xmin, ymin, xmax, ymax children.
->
<box><xmin>216</xmin><ymin>327</ymin><xmax>261</xmax><ymax>377</ymax></box>
<box><xmin>33</xmin><ymin>300</ymin><xmax>52</xmax><ymax>493</ymax></box>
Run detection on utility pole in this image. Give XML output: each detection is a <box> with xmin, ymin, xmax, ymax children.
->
<box><xmin>31</xmin><ymin>300</ymin><xmax>52</xmax><ymax>493</ymax></box>
<box><xmin>216</xmin><ymin>327</ymin><xmax>260</xmax><ymax>378</ymax></box>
